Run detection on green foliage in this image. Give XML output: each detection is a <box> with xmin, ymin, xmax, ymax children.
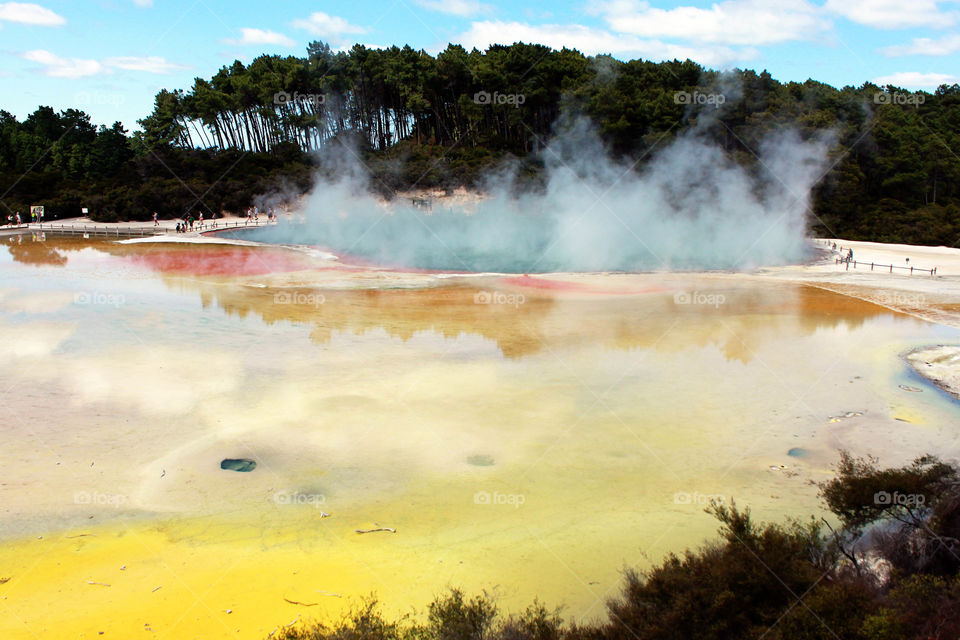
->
<box><xmin>601</xmin><ymin>503</ymin><xmax>828</xmax><ymax>640</ymax></box>
<box><xmin>861</xmin><ymin>575</ymin><xmax>960</xmax><ymax>640</ymax></box>
<box><xmin>768</xmin><ymin>580</ymin><xmax>879</xmax><ymax>640</ymax></box>
<box><xmin>0</xmin><ymin>106</ymin><xmax>314</xmax><ymax>221</ymax></box>
<box><xmin>819</xmin><ymin>451</ymin><xmax>957</xmax><ymax>531</ymax></box>
<box><xmin>3</xmin><ymin>41</ymin><xmax>960</xmax><ymax>239</ymax></box>
<box><xmin>819</xmin><ymin>452</ymin><xmax>960</xmax><ymax>577</ymax></box>
<box><xmin>272</xmin><ymin>592</ymin><xmax>560</xmax><ymax>640</ymax></box>
<box><xmin>422</xmin><ymin>589</ymin><xmax>499</xmax><ymax>640</ymax></box>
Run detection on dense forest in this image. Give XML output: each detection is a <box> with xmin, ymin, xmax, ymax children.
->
<box><xmin>273</xmin><ymin>453</ymin><xmax>960</xmax><ymax>640</ymax></box>
<box><xmin>1</xmin><ymin>40</ymin><xmax>958</xmax><ymax>245</ymax></box>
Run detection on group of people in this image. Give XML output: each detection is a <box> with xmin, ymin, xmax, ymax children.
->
<box><xmin>827</xmin><ymin>241</ymin><xmax>854</xmax><ymax>263</ymax></box>
<box><xmin>5</xmin><ymin>210</ymin><xmax>43</xmax><ymax>226</ymax></box>
<box><xmin>245</xmin><ymin>206</ymin><xmax>279</xmax><ymax>223</ymax></box>
<box><xmin>5</xmin><ymin>206</ymin><xmax>284</xmax><ymax>232</ymax></box>
<box><xmin>174</xmin><ymin>212</ymin><xmax>211</xmax><ymax>233</ymax></box>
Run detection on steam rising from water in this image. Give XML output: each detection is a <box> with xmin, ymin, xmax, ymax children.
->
<box><xmin>251</xmin><ymin>118</ymin><xmax>834</xmax><ymax>273</ymax></box>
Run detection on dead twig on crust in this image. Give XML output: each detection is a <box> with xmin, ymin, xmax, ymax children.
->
<box><xmin>284</xmin><ymin>597</ymin><xmax>318</xmax><ymax>606</ymax></box>
<box><xmin>355</xmin><ymin>526</ymin><xmax>396</xmax><ymax>534</ymax></box>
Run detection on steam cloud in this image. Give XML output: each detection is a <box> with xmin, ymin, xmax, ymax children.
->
<box><xmin>250</xmin><ymin>116</ymin><xmax>835</xmax><ymax>273</ymax></box>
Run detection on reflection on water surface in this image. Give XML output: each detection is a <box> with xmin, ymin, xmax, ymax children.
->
<box><xmin>1</xmin><ymin>235</ymin><xmax>958</xmax><ymax>639</ymax></box>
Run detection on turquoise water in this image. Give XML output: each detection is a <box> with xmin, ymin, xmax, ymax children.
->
<box><xmin>215</xmin><ymin>211</ymin><xmax>815</xmax><ymax>273</ymax></box>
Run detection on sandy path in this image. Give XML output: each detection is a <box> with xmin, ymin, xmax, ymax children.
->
<box><xmin>812</xmin><ymin>238</ymin><xmax>960</xmax><ymax>276</ymax></box>
<box><xmin>33</xmin><ymin>213</ymin><xmax>276</xmax><ymax>233</ymax></box>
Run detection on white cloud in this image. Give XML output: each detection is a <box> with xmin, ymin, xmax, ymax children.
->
<box><xmin>103</xmin><ymin>56</ymin><xmax>189</xmax><ymax>74</ymax></box>
<box><xmin>825</xmin><ymin>0</ymin><xmax>958</xmax><ymax>29</ymax></box>
<box><xmin>22</xmin><ymin>50</ymin><xmax>187</xmax><ymax>77</ymax></box>
<box><xmin>133</xmin><ymin>0</ymin><xmax>153</xmax><ymax>6</ymax></box>
<box><xmin>413</xmin><ymin>0</ymin><xmax>491</xmax><ymax>17</ymax></box>
<box><xmin>223</xmin><ymin>27</ymin><xmax>296</xmax><ymax>47</ymax></box>
<box><xmin>291</xmin><ymin>11</ymin><xmax>367</xmax><ymax>46</ymax></box>
<box><xmin>0</xmin><ymin>2</ymin><xmax>65</xmax><ymax>26</ymax></box>
<box><xmin>873</xmin><ymin>71</ymin><xmax>960</xmax><ymax>88</ymax></box>
<box><xmin>456</xmin><ymin>20</ymin><xmax>756</xmax><ymax>66</ymax></box>
<box><xmin>21</xmin><ymin>50</ymin><xmax>103</xmax><ymax>78</ymax></box>
<box><xmin>591</xmin><ymin>0</ymin><xmax>829</xmax><ymax>46</ymax></box>
<box><xmin>881</xmin><ymin>34</ymin><xmax>960</xmax><ymax>56</ymax></box>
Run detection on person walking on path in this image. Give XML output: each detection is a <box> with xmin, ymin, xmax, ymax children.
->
<box><xmin>153</xmin><ymin>212</ymin><xmax>159</xmax><ymax>226</ymax></box>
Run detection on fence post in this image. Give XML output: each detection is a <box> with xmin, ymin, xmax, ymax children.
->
<box><xmin>910</xmin><ymin>266</ymin><xmax>913</xmax><ymax>274</ymax></box>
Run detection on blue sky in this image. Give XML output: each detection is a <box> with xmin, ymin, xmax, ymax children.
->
<box><xmin>1</xmin><ymin>0</ymin><xmax>958</xmax><ymax>130</ymax></box>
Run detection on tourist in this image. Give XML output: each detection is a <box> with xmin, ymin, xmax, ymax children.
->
<box><xmin>153</xmin><ymin>212</ymin><xmax>159</xmax><ymax>226</ymax></box>
<box><xmin>198</xmin><ymin>212</ymin><xmax>204</xmax><ymax>228</ymax></box>
<box><xmin>15</xmin><ymin>212</ymin><xmax>21</xmax><ymax>225</ymax></box>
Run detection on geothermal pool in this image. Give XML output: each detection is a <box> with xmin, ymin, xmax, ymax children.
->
<box><xmin>2</xmin><ymin>234</ymin><xmax>960</xmax><ymax>639</ymax></box>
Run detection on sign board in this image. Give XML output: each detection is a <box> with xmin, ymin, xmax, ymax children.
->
<box><xmin>31</xmin><ymin>205</ymin><xmax>44</xmax><ymax>218</ymax></box>
<box><xmin>81</xmin><ymin>208</ymin><xmax>89</xmax><ymax>214</ymax></box>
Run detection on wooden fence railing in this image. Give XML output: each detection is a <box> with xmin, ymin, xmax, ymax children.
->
<box><xmin>835</xmin><ymin>257</ymin><xmax>936</xmax><ymax>276</ymax></box>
